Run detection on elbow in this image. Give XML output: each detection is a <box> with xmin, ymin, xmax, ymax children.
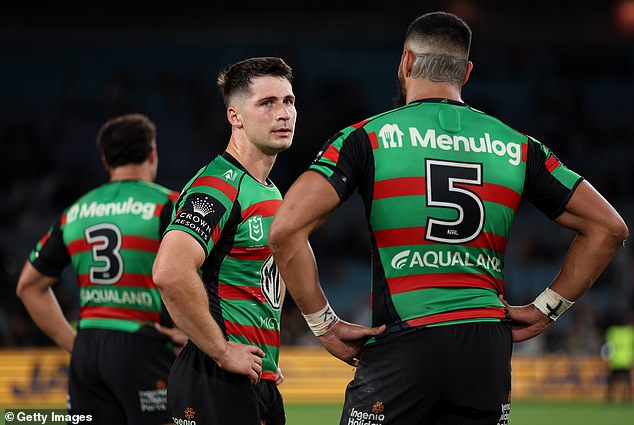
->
<box><xmin>268</xmin><ymin>218</ymin><xmax>287</xmax><ymax>256</ymax></box>
<box><xmin>610</xmin><ymin>217</ymin><xmax>629</xmax><ymax>249</ymax></box>
<box><xmin>152</xmin><ymin>260</ymin><xmax>180</xmax><ymax>297</ymax></box>
<box><xmin>598</xmin><ymin>213</ymin><xmax>629</xmax><ymax>250</ymax></box>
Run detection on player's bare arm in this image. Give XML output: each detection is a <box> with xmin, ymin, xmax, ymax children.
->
<box><xmin>16</xmin><ymin>262</ymin><xmax>75</xmax><ymax>352</ymax></box>
<box><xmin>501</xmin><ymin>180</ymin><xmax>628</xmax><ymax>342</ymax></box>
<box><xmin>270</xmin><ymin>171</ymin><xmax>384</xmax><ymax>366</ymax></box>
<box><xmin>153</xmin><ymin>230</ymin><xmax>265</xmax><ymax>384</ymax></box>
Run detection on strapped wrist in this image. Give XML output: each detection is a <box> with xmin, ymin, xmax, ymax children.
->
<box><xmin>532</xmin><ymin>288</ymin><xmax>574</xmax><ymax>321</ymax></box>
<box><xmin>302</xmin><ymin>302</ymin><xmax>340</xmax><ymax>336</ymax></box>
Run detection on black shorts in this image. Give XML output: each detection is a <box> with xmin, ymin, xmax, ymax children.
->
<box><xmin>168</xmin><ymin>341</ymin><xmax>285</xmax><ymax>425</ymax></box>
<box><xmin>69</xmin><ymin>327</ymin><xmax>175</xmax><ymax>425</ymax></box>
<box><xmin>339</xmin><ymin>322</ymin><xmax>512</xmax><ymax>425</ymax></box>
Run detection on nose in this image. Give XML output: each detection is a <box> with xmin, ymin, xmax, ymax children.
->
<box><xmin>277</xmin><ymin>103</ymin><xmax>293</xmax><ymax>121</ymax></box>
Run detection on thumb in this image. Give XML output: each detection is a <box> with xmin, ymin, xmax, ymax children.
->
<box><xmin>498</xmin><ymin>294</ymin><xmax>511</xmax><ymax>309</ymax></box>
<box><xmin>155</xmin><ymin>323</ymin><xmax>172</xmax><ymax>336</ymax></box>
<box><xmin>248</xmin><ymin>345</ymin><xmax>266</xmax><ymax>358</ymax></box>
<box><xmin>365</xmin><ymin>324</ymin><xmax>386</xmax><ymax>336</ymax></box>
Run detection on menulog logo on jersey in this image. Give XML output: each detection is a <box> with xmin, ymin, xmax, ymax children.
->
<box><xmin>377</xmin><ymin>124</ymin><xmax>522</xmax><ymax>166</ymax></box>
<box><xmin>66</xmin><ymin>197</ymin><xmax>156</xmax><ymax>223</ymax></box>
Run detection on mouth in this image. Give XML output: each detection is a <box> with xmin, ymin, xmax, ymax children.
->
<box><xmin>272</xmin><ymin>128</ymin><xmax>292</xmax><ymax>137</ymax></box>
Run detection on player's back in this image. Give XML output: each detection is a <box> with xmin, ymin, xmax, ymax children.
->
<box><xmin>362</xmin><ymin>99</ymin><xmax>525</xmax><ymax>328</ymax></box>
<box><xmin>310</xmin><ymin>97</ymin><xmax>581</xmax><ymax>335</ymax></box>
<box><xmin>59</xmin><ymin>180</ymin><xmax>176</xmax><ymax>331</ymax></box>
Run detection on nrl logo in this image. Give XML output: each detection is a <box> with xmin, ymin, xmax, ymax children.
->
<box><xmin>248</xmin><ymin>215</ymin><xmax>264</xmax><ymax>242</ymax></box>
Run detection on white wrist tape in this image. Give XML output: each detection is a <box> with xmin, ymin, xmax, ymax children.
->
<box><xmin>532</xmin><ymin>288</ymin><xmax>574</xmax><ymax>321</ymax></box>
<box><xmin>302</xmin><ymin>303</ymin><xmax>340</xmax><ymax>337</ymax></box>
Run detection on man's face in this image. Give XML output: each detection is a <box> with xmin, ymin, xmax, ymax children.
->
<box><xmin>237</xmin><ymin>76</ymin><xmax>296</xmax><ymax>155</ymax></box>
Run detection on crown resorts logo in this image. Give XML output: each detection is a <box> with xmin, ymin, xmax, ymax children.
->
<box><xmin>191</xmin><ymin>197</ymin><xmax>215</xmax><ymax>217</ymax></box>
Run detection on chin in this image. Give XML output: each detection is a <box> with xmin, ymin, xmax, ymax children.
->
<box><xmin>268</xmin><ymin>140</ymin><xmax>293</xmax><ymax>155</ymax></box>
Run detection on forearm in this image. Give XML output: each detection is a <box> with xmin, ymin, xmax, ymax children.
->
<box><xmin>270</xmin><ymin>172</ymin><xmax>341</xmax><ymax>315</ymax></box>
<box><xmin>157</xmin><ymin>273</ymin><xmax>229</xmax><ymax>361</ymax></box>
<box><xmin>550</xmin><ymin>231</ymin><xmax>624</xmax><ymax>301</ymax></box>
<box><xmin>19</xmin><ymin>287</ymin><xmax>75</xmax><ymax>351</ymax></box>
<box><xmin>273</xmin><ymin>236</ymin><xmax>328</xmax><ymax>315</ymax></box>
<box><xmin>549</xmin><ymin>181</ymin><xmax>628</xmax><ymax>301</ymax></box>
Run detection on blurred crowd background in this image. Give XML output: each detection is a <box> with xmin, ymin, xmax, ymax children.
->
<box><xmin>1</xmin><ymin>0</ymin><xmax>633</xmax><ymax>356</ymax></box>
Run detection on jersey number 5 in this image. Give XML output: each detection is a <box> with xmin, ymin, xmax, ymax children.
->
<box><xmin>425</xmin><ymin>159</ymin><xmax>484</xmax><ymax>244</ymax></box>
<box><xmin>85</xmin><ymin>223</ymin><xmax>123</xmax><ymax>285</ymax></box>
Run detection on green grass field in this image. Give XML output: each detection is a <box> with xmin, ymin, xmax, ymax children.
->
<box><xmin>285</xmin><ymin>400</ymin><xmax>634</xmax><ymax>425</ymax></box>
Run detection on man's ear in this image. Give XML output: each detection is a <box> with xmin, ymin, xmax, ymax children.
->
<box><xmin>101</xmin><ymin>154</ymin><xmax>111</xmax><ymax>172</ymax></box>
<box><xmin>401</xmin><ymin>49</ymin><xmax>415</xmax><ymax>78</ymax></box>
<box><xmin>147</xmin><ymin>144</ymin><xmax>158</xmax><ymax>165</ymax></box>
<box><xmin>227</xmin><ymin>106</ymin><xmax>242</xmax><ymax>128</ymax></box>
<box><xmin>462</xmin><ymin>60</ymin><xmax>474</xmax><ymax>86</ymax></box>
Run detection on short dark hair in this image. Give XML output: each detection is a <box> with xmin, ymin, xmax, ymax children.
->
<box><xmin>96</xmin><ymin>113</ymin><xmax>156</xmax><ymax>168</ymax></box>
<box><xmin>405</xmin><ymin>11</ymin><xmax>472</xmax><ymax>57</ymax></box>
<box><xmin>217</xmin><ymin>56</ymin><xmax>293</xmax><ymax>107</ymax></box>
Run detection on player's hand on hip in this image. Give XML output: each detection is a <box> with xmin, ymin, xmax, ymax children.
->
<box><xmin>275</xmin><ymin>366</ymin><xmax>284</xmax><ymax>386</ymax></box>
<box><xmin>319</xmin><ymin>320</ymin><xmax>386</xmax><ymax>367</ymax></box>
<box><xmin>216</xmin><ymin>341</ymin><xmax>265</xmax><ymax>385</ymax></box>
<box><xmin>155</xmin><ymin>323</ymin><xmax>187</xmax><ymax>355</ymax></box>
<box><xmin>499</xmin><ymin>294</ymin><xmax>552</xmax><ymax>342</ymax></box>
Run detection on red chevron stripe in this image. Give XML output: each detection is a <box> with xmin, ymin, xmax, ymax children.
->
<box><xmin>406</xmin><ymin>307</ymin><xmax>507</xmax><ymax>327</ymax></box>
<box><xmin>224</xmin><ymin>320</ymin><xmax>279</xmax><ymax>347</ymax></box>
<box><xmin>387</xmin><ymin>272</ymin><xmax>503</xmax><ymax>295</ymax></box>
<box><xmin>191</xmin><ymin>176</ymin><xmax>238</xmax><ymax>202</ymax></box>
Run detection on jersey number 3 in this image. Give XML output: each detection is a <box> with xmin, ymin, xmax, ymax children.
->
<box><xmin>425</xmin><ymin>159</ymin><xmax>484</xmax><ymax>244</ymax></box>
<box><xmin>85</xmin><ymin>223</ymin><xmax>123</xmax><ymax>285</ymax></box>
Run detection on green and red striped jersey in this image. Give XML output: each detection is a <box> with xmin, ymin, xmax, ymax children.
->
<box><xmin>165</xmin><ymin>152</ymin><xmax>283</xmax><ymax>382</ymax></box>
<box><xmin>309</xmin><ymin>98</ymin><xmax>583</xmax><ymax>340</ymax></box>
<box><xmin>29</xmin><ymin>180</ymin><xmax>179</xmax><ymax>333</ymax></box>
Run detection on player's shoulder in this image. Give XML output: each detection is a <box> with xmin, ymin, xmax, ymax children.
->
<box><xmin>139</xmin><ymin>180</ymin><xmax>178</xmax><ymax>196</ymax></box>
<box><xmin>182</xmin><ymin>154</ymin><xmax>245</xmax><ymax>204</ymax></box>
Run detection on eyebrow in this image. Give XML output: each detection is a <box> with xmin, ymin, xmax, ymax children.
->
<box><xmin>258</xmin><ymin>94</ymin><xmax>295</xmax><ymax>103</ymax></box>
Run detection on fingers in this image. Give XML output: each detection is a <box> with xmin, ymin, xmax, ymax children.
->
<box><xmin>248</xmin><ymin>344</ymin><xmax>266</xmax><ymax>358</ymax></box>
<box><xmin>246</xmin><ymin>351</ymin><xmax>263</xmax><ymax>385</ymax></box>
<box><xmin>498</xmin><ymin>294</ymin><xmax>511</xmax><ymax>309</ymax></box>
<box><xmin>347</xmin><ymin>357</ymin><xmax>360</xmax><ymax>367</ymax></box>
<box><xmin>275</xmin><ymin>367</ymin><xmax>284</xmax><ymax>386</ymax></box>
<box><xmin>368</xmin><ymin>324</ymin><xmax>386</xmax><ymax>336</ymax></box>
<box><xmin>154</xmin><ymin>323</ymin><xmax>188</xmax><ymax>346</ymax></box>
